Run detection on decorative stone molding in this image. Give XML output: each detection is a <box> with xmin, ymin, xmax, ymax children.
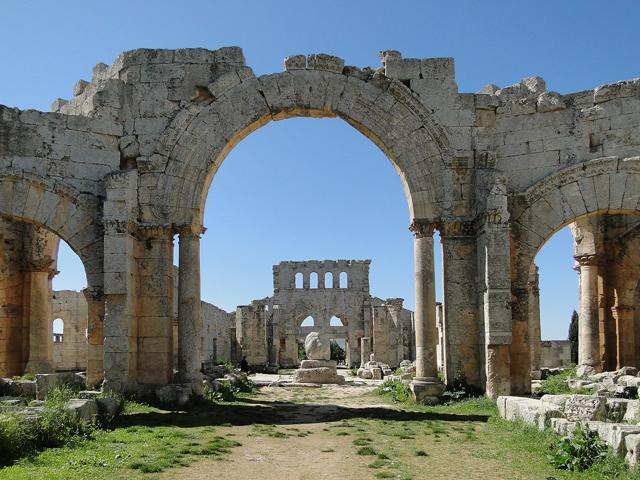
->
<box><xmin>439</xmin><ymin>220</ymin><xmax>475</xmax><ymax>238</ymax></box>
<box><xmin>174</xmin><ymin>224</ymin><xmax>206</xmax><ymax>238</ymax></box>
<box><xmin>409</xmin><ymin>221</ymin><xmax>438</xmax><ymax>238</ymax></box>
<box><xmin>82</xmin><ymin>286</ymin><xmax>105</xmax><ymax>302</ymax></box>
<box><xmin>574</xmin><ymin>254</ymin><xmax>602</xmax><ymax>267</ymax></box>
<box><xmin>103</xmin><ymin>219</ymin><xmax>136</xmax><ymax>235</ymax></box>
<box><xmin>23</xmin><ymin>257</ymin><xmax>55</xmax><ymax>273</ymax></box>
<box><xmin>135</xmin><ymin>224</ymin><xmax>174</xmax><ymax>243</ymax></box>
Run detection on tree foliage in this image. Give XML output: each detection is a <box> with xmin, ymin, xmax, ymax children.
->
<box><xmin>330</xmin><ymin>340</ymin><xmax>345</xmax><ymax>362</ymax></box>
<box><xmin>569</xmin><ymin>310</ymin><xmax>579</xmax><ymax>364</ymax></box>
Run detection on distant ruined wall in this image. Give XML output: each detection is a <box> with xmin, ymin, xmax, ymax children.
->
<box><xmin>52</xmin><ymin>290</ymin><xmax>87</xmax><ymax>371</ymax></box>
<box><xmin>540</xmin><ymin>341</ymin><xmax>571</xmax><ymax>368</ymax></box>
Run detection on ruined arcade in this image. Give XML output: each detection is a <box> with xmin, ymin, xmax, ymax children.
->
<box><xmin>1</xmin><ymin>45</ymin><xmax>639</xmax><ymax>401</ymax></box>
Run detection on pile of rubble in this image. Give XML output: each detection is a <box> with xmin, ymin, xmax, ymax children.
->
<box><xmin>499</xmin><ymin>366</ymin><xmax>640</xmax><ymax>466</ymax></box>
<box><xmin>356</xmin><ymin>357</ymin><xmax>415</xmax><ymax>382</ymax></box>
<box><xmin>0</xmin><ymin>372</ymin><xmax>121</xmax><ymax>422</ymax></box>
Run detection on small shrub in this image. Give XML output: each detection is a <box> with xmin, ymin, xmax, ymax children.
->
<box><xmin>203</xmin><ymin>376</ymin><xmax>256</xmax><ymax>403</ymax></box>
<box><xmin>441</xmin><ymin>371</ymin><xmax>483</xmax><ymax>403</ymax></box>
<box><xmin>415</xmin><ymin>449</ymin><xmax>428</xmax><ymax>456</ymax></box>
<box><xmin>375</xmin><ymin>380</ymin><xmax>411</xmax><ymax>403</ymax></box>
<box><xmin>548</xmin><ymin>422</ymin><xmax>608</xmax><ymax>471</ymax></box>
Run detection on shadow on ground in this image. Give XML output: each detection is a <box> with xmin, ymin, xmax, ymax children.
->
<box><xmin>116</xmin><ymin>399</ymin><xmax>490</xmax><ymax>430</ymax></box>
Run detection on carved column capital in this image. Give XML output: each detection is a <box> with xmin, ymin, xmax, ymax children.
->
<box><xmin>175</xmin><ymin>224</ymin><xmax>206</xmax><ymax>238</ymax></box>
<box><xmin>83</xmin><ymin>286</ymin><xmax>105</xmax><ymax>302</ymax></box>
<box><xmin>23</xmin><ymin>257</ymin><xmax>55</xmax><ymax>273</ymax></box>
<box><xmin>409</xmin><ymin>220</ymin><xmax>438</xmax><ymax>239</ymax></box>
<box><xmin>574</xmin><ymin>254</ymin><xmax>601</xmax><ymax>267</ymax></box>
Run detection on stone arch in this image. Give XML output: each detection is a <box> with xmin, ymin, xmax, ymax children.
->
<box><xmin>146</xmin><ymin>68</ymin><xmax>454</xmax><ymax>227</ymax></box>
<box><xmin>508</xmin><ymin>156</ymin><xmax>640</xmax><ymax>392</ymax></box>
<box><xmin>511</xmin><ymin>156</ymin><xmax>640</xmax><ymax>280</ymax></box>
<box><xmin>0</xmin><ymin>172</ymin><xmax>103</xmax><ymax>288</ymax></box>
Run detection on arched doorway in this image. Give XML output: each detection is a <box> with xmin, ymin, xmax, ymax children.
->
<box><xmin>154</xmin><ymin>67</ymin><xmax>451</xmax><ymax>396</ymax></box>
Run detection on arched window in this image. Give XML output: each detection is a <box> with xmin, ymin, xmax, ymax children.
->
<box><xmin>339</xmin><ymin>271</ymin><xmax>348</xmax><ymax>288</ymax></box>
<box><xmin>325</xmin><ymin>272</ymin><xmax>333</xmax><ymax>288</ymax></box>
<box><xmin>329</xmin><ymin>315</ymin><xmax>343</xmax><ymax>326</ymax></box>
<box><xmin>310</xmin><ymin>272</ymin><xmax>318</xmax><ymax>289</ymax></box>
<box><xmin>295</xmin><ymin>272</ymin><xmax>303</xmax><ymax>289</ymax></box>
<box><xmin>53</xmin><ymin>318</ymin><xmax>64</xmax><ymax>343</ymax></box>
<box><xmin>300</xmin><ymin>316</ymin><xmax>315</xmax><ymax>327</ymax></box>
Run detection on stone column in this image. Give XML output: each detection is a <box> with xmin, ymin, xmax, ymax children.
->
<box><xmin>409</xmin><ymin>221</ymin><xmax>444</xmax><ymax>404</ymax></box>
<box><xmin>614</xmin><ymin>303</ymin><xmax>635</xmax><ymax>369</ymax></box>
<box><xmin>528</xmin><ymin>266</ymin><xmax>542</xmax><ymax>376</ymax></box>
<box><xmin>102</xmin><ymin>170</ymin><xmax>139</xmax><ymax>394</ymax></box>
<box><xmin>576</xmin><ymin>254</ymin><xmax>600</xmax><ymax>376</ymax></box>
<box><xmin>83</xmin><ymin>286</ymin><xmax>105</xmax><ymax>388</ymax></box>
<box><xmin>440</xmin><ymin>221</ymin><xmax>481</xmax><ymax>387</ymax></box>
<box><xmin>135</xmin><ymin>225</ymin><xmax>174</xmax><ymax>387</ymax></box>
<box><xmin>360</xmin><ymin>337</ymin><xmax>371</xmax><ymax>366</ymax></box>
<box><xmin>24</xmin><ymin>258</ymin><xmax>55</xmax><ymax>374</ymax></box>
<box><xmin>177</xmin><ymin>225</ymin><xmax>204</xmax><ymax>389</ymax></box>
<box><xmin>478</xmin><ymin>176</ymin><xmax>513</xmax><ymax>398</ymax></box>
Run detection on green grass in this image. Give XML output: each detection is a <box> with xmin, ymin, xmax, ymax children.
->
<box><xmin>0</xmin><ymin>421</ymin><xmax>241</xmax><ymax>479</ymax></box>
<box><xmin>538</xmin><ymin>366</ymin><xmax>595</xmax><ymax>396</ymax></box>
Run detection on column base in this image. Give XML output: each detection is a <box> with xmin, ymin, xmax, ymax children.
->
<box><xmin>175</xmin><ymin>371</ymin><xmax>203</xmax><ymax>395</ymax></box>
<box><xmin>576</xmin><ymin>364</ymin><xmax>597</xmax><ymax>378</ymax></box>
<box><xmin>410</xmin><ymin>377</ymin><xmax>445</xmax><ymax>405</ymax></box>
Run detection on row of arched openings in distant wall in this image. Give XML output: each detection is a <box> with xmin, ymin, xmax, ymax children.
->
<box><xmin>294</xmin><ymin>272</ymin><xmax>348</xmax><ymax>289</ymax></box>
<box><xmin>300</xmin><ymin>315</ymin><xmax>344</xmax><ymax>327</ymax></box>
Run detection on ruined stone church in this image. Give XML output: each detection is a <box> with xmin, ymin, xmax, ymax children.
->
<box><xmin>1</xmin><ymin>46</ymin><xmax>639</xmax><ymax>400</ymax></box>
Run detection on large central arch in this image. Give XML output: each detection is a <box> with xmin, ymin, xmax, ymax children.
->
<box><xmin>146</xmin><ymin>67</ymin><xmax>454</xmax><ymax>227</ymax></box>
<box><xmin>146</xmin><ymin>63</ymin><xmax>453</xmax><ymax>401</ymax></box>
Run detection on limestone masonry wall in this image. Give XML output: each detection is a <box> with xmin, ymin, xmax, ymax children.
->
<box><xmin>0</xmin><ymin>46</ymin><xmax>638</xmax><ymax>397</ymax></box>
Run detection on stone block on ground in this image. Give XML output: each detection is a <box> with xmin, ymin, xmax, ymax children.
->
<box><xmin>97</xmin><ymin>397</ymin><xmax>122</xmax><ymax>418</ymax></box>
<box><xmin>625</xmin><ymin>434</ymin><xmax>640</xmax><ymax>466</ymax></box>
<box><xmin>292</xmin><ymin>367</ymin><xmax>345</xmax><ymax>385</ymax></box>
<box><xmin>0</xmin><ymin>396</ymin><xmax>26</xmax><ymax>409</ymax></box>
<box><xmin>503</xmin><ymin>396</ymin><xmax>542</xmax><ymax>426</ymax></box>
<box><xmin>36</xmin><ymin>372</ymin><xmax>85</xmax><ymax>400</ymax></box>
<box><xmin>155</xmin><ymin>384</ymin><xmax>192</xmax><ymax>406</ymax></box>
<box><xmin>65</xmin><ymin>398</ymin><xmax>98</xmax><ymax>421</ymax></box>
<box><xmin>624</xmin><ymin>400</ymin><xmax>640</xmax><ymax>422</ymax></box>
<box><xmin>7</xmin><ymin>379</ymin><xmax>36</xmax><ymax>398</ymax></box>
<box><xmin>593</xmin><ymin>423</ymin><xmax>640</xmax><ymax>456</ymax></box>
<box><xmin>563</xmin><ymin>395</ymin><xmax>606</xmax><ymax>421</ymax></box>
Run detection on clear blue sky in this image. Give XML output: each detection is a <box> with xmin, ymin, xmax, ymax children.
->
<box><xmin>2</xmin><ymin>1</ymin><xmax>638</xmax><ymax>340</ymax></box>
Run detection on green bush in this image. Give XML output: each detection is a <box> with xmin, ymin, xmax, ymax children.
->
<box><xmin>0</xmin><ymin>386</ymin><xmax>96</xmax><ymax>466</ymax></box>
<box><xmin>548</xmin><ymin>422</ymin><xmax>608</xmax><ymax>471</ymax></box>
<box><xmin>375</xmin><ymin>379</ymin><xmax>411</xmax><ymax>403</ymax></box>
<box><xmin>441</xmin><ymin>371</ymin><xmax>483</xmax><ymax>403</ymax></box>
<box><xmin>204</xmin><ymin>376</ymin><xmax>256</xmax><ymax>402</ymax></box>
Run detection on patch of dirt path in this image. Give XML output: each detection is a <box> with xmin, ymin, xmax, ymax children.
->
<box><xmin>163</xmin><ymin>422</ymin><xmax>370</xmax><ymax>480</ymax></box>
